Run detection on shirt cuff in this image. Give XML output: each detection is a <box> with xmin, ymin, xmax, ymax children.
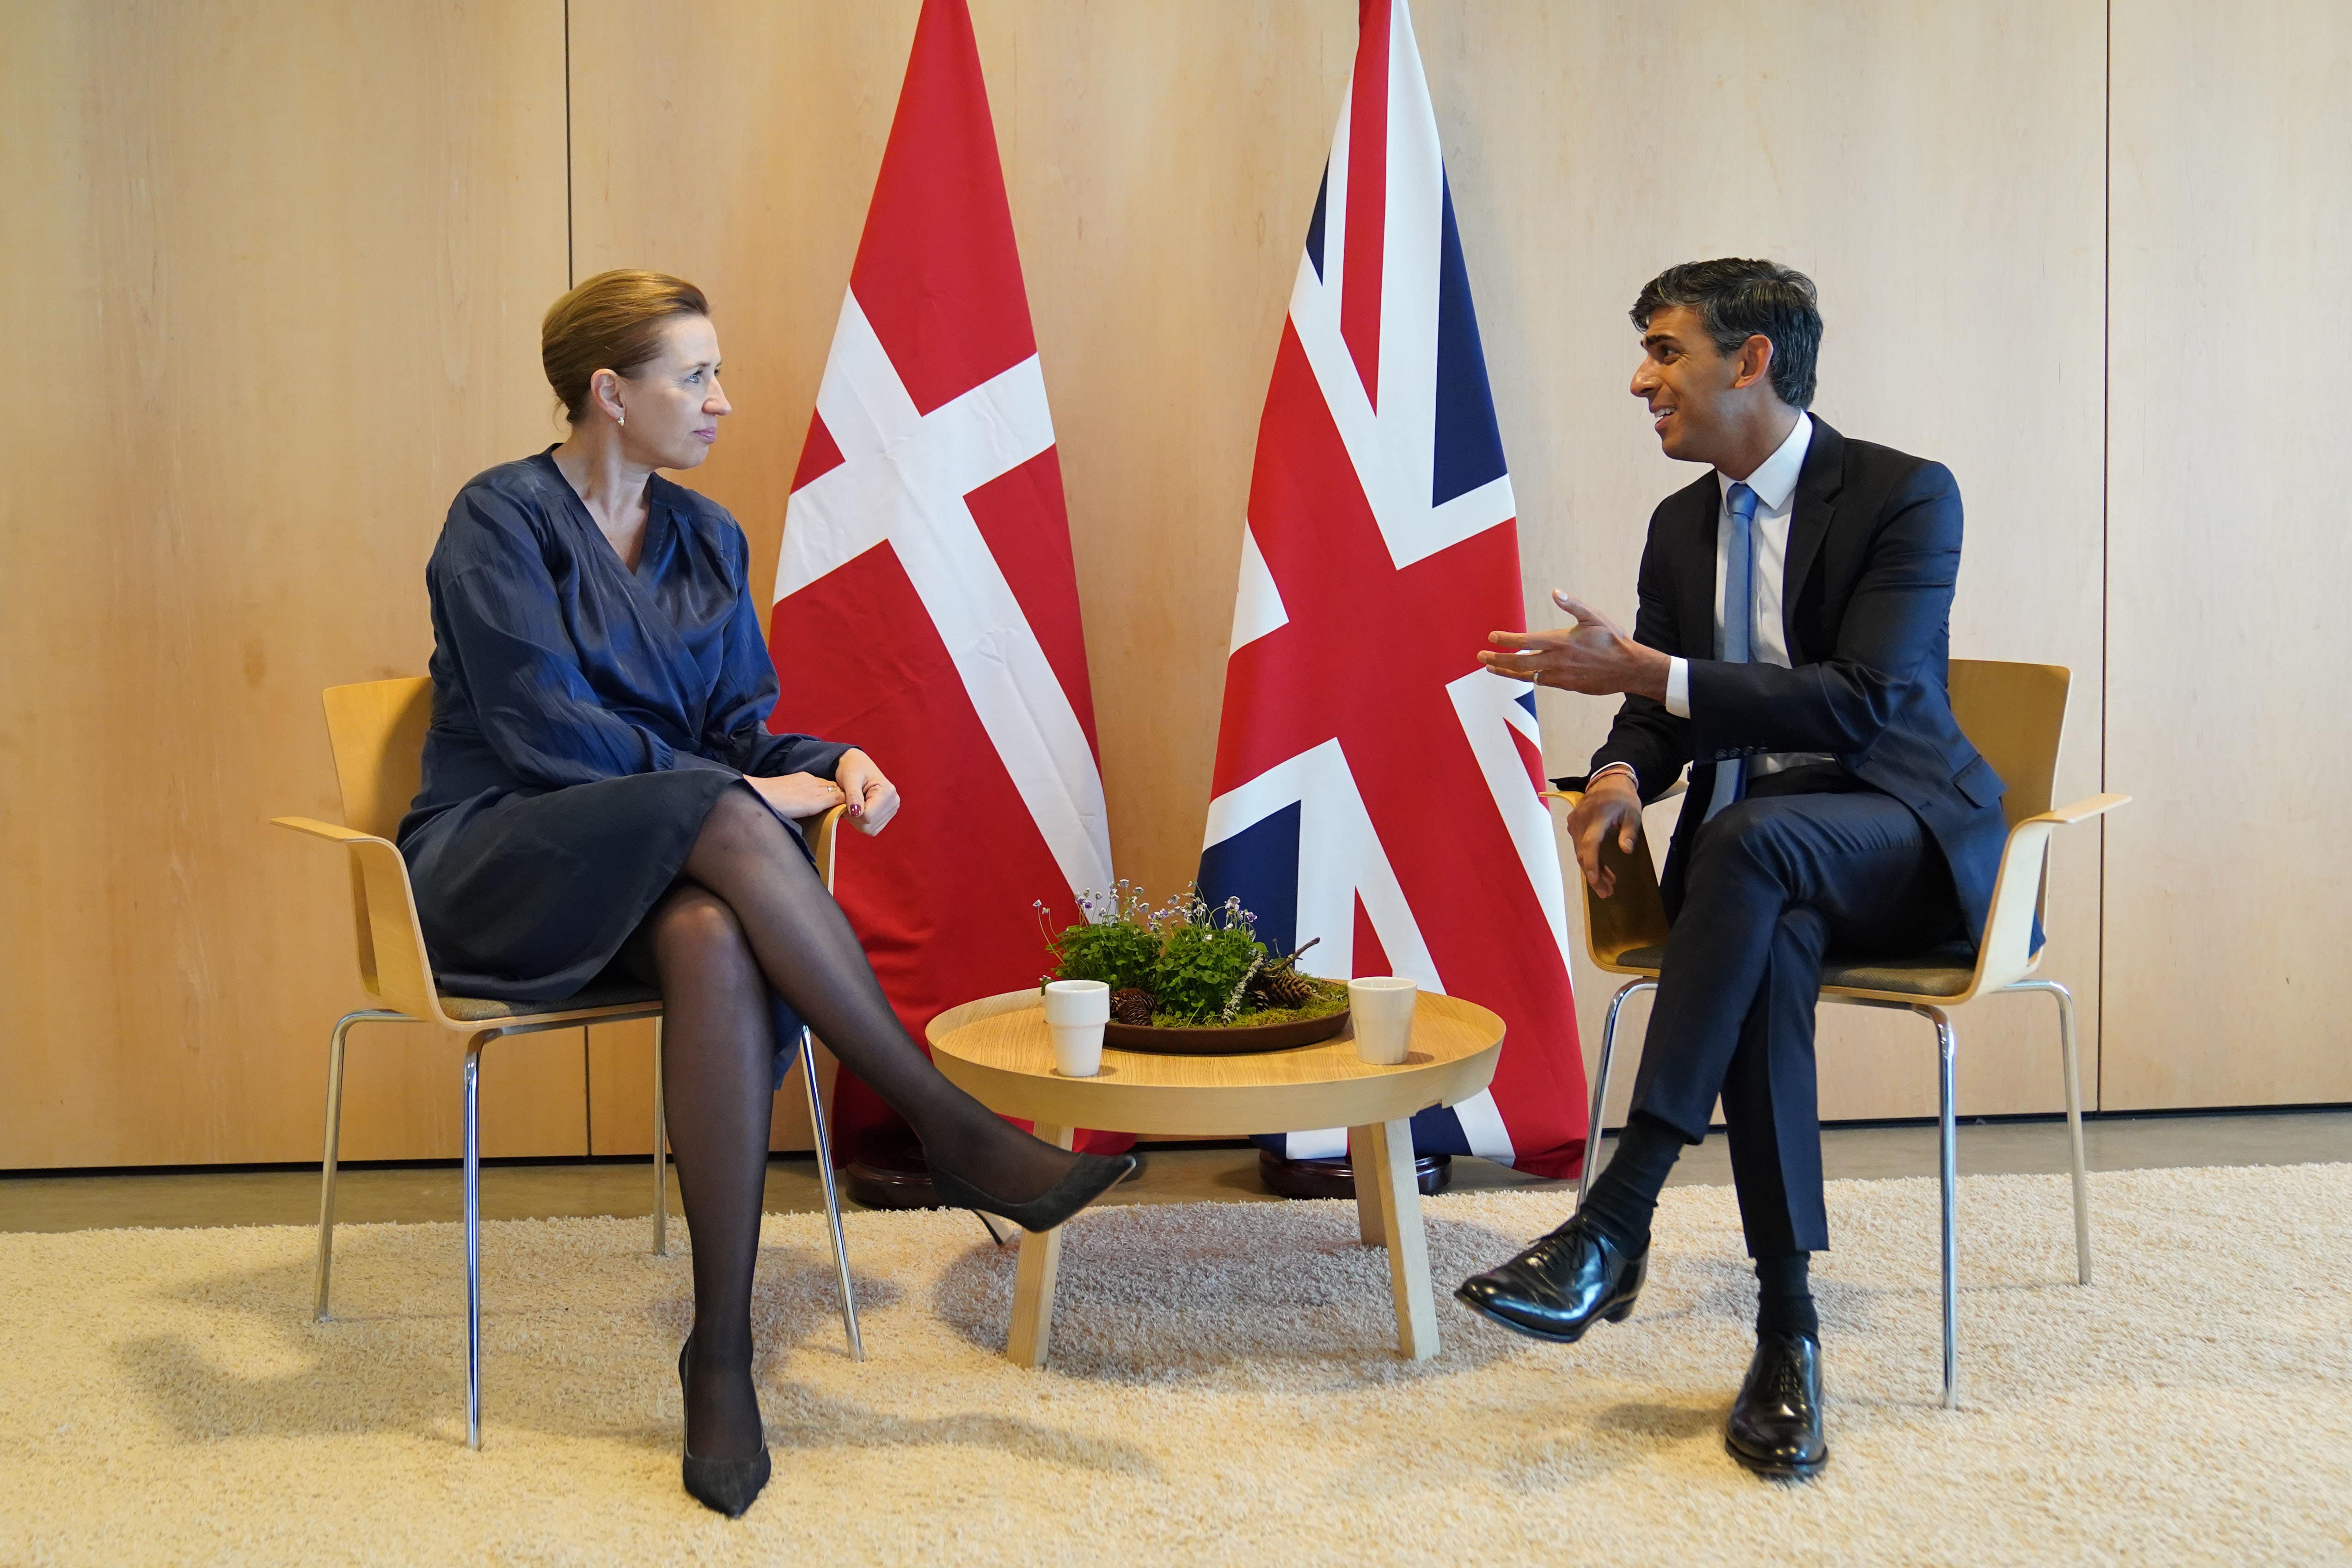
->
<box><xmin>1665</xmin><ymin>657</ymin><xmax>1691</xmax><ymax>719</ymax></box>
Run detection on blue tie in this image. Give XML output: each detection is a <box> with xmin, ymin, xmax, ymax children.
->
<box><xmin>1705</xmin><ymin>481</ymin><xmax>1760</xmax><ymax>822</ymax></box>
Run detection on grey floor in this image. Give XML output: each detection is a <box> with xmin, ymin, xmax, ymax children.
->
<box><xmin>3</xmin><ymin>1110</ymin><xmax>2345</xmax><ymax>1235</ymax></box>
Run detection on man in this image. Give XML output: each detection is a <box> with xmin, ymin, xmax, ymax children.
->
<box><xmin>1457</xmin><ymin>259</ymin><xmax>2006</xmax><ymax>1480</ymax></box>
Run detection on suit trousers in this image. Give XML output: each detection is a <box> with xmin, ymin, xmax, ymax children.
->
<box><xmin>1627</xmin><ymin>766</ymin><xmax>1968</xmax><ymax>1257</ymax></box>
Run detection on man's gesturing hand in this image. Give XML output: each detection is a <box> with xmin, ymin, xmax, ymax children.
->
<box><xmin>1480</xmin><ymin>589</ymin><xmax>1671</xmax><ymax>701</ymax></box>
<box><xmin>1567</xmin><ymin>772</ymin><xmax>1645</xmax><ymax>898</ymax></box>
<box><xmin>832</xmin><ymin>748</ymin><xmax>901</xmax><ymax>836</ymax></box>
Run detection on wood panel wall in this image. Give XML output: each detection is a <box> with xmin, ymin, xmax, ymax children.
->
<box><xmin>2101</xmin><ymin>0</ymin><xmax>2352</xmax><ymax>1109</ymax></box>
<box><xmin>0</xmin><ymin>0</ymin><xmax>2338</xmax><ymax>1169</ymax></box>
<box><xmin>0</xmin><ymin>0</ymin><xmax>583</xmax><ymax>1168</ymax></box>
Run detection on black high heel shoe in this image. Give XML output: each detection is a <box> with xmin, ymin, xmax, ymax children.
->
<box><xmin>677</xmin><ymin>1338</ymin><xmax>772</xmax><ymax>1518</ymax></box>
<box><xmin>928</xmin><ymin>1151</ymin><xmax>1137</xmax><ymax>1233</ymax></box>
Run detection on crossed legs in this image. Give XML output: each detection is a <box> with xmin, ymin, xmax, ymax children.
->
<box><xmin>621</xmin><ymin>786</ymin><xmax>1083</xmax><ymax>1461</ymax></box>
<box><xmin>1458</xmin><ymin>777</ymin><xmax>1967</xmax><ymax>1475</ymax></box>
<box><xmin>1620</xmin><ymin>778</ymin><xmax>1965</xmax><ymax>1256</ymax></box>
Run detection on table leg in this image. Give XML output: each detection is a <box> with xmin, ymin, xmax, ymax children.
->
<box><xmin>1371</xmin><ymin>1117</ymin><xmax>1438</xmax><ymax>1360</ymax></box>
<box><xmin>1348</xmin><ymin>1124</ymin><xmax>1389</xmax><ymax>1245</ymax></box>
<box><xmin>1004</xmin><ymin>1122</ymin><xmax>1074</xmax><ymax>1368</ymax></box>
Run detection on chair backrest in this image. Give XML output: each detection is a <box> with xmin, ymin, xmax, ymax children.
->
<box><xmin>1945</xmin><ymin>660</ymin><xmax>2069</xmax><ymax>829</ymax></box>
<box><xmin>314</xmin><ymin>678</ymin><xmax>433</xmax><ymax>996</ymax></box>
<box><xmin>322</xmin><ymin>677</ymin><xmax>435</xmax><ymax>839</ymax></box>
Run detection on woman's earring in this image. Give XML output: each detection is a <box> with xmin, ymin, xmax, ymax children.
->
<box><xmin>616</xmin><ymin>408</ymin><xmax>626</xmax><ymax>427</ymax></box>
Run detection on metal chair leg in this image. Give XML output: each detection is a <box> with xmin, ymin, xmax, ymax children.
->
<box><xmin>463</xmin><ymin>1042</ymin><xmax>484</xmax><ymax>1450</ymax></box>
<box><xmin>1576</xmin><ymin>979</ymin><xmax>1654</xmax><ymax>1208</ymax></box>
<box><xmin>314</xmin><ymin>1009</ymin><xmax>400</xmax><ymax>1322</ymax></box>
<box><xmin>2010</xmin><ymin>979</ymin><xmax>2093</xmax><ymax>1286</ymax></box>
<box><xmin>1922</xmin><ymin>1004</ymin><xmax>1959</xmax><ymax>1411</ymax></box>
<box><xmin>651</xmin><ymin>1017</ymin><xmax>668</xmax><ymax>1258</ymax></box>
<box><xmin>800</xmin><ymin>1028</ymin><xmax>864</xmax><ymax>1361</ymax></box>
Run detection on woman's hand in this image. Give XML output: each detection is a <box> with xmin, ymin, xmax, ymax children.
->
<box><xmin>833</xmin><ymin>748</ymin><xmax>901</xmax><ymax>836</ymax></box>
<box><xmin>745</xmin><ymin>772</ymin><xmax>848</xmax><ymax>821</ymax></box>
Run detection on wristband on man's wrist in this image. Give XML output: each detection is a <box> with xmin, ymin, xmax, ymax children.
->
<box><xmin>1586</xmin><ymin>764</ymin><xmax>1638</xmax><ymax>794</ymax></box>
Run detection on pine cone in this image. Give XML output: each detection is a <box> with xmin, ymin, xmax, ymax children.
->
<box><xmin>1110</xmin><ymin>988</ymin><xmax>1156</xmax><ymax>1027</ymax></box>
<box><xmin>1251</xmin><ymin>962</ymin><xmax>1317</xmax><ymax>1009</ymax></box>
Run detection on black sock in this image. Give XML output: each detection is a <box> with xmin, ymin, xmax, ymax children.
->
<box><xmin>1755</xmin><ymin>1251</ymin><xmax>1819</xmax><ymax>1340</ymax></box>
<box><xmin>1576</xmin><ymin>1112</ymin><xmax>1684</xmax><ymax>1253</ymax></box>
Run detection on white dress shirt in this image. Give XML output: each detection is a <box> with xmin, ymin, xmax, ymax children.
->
<box><xmin>1592</xmin><ymin>412</ymin><xmax>1835</xmax><ymax>796</ymax></box>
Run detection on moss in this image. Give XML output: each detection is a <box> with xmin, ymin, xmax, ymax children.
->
<box><xmin>1145</xmin><ymin>981</ymin><xmax>1349</xmax><ymax>1031</ymax></box>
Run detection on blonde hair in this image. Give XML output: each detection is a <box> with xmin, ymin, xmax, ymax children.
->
<box><xmin>539</xmin><ymin>270</ymin><xmax>710</xmax><ymax>423</ymax></box>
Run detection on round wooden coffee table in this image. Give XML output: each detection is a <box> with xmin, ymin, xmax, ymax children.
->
<box><xmin>926</xmin><ymin>988</ymin><xmax>1505</xmax><ymax>1368</ymax></box>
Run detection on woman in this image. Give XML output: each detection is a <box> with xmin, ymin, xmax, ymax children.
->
<box><xmin>398</xmin><ymin>270</ymin><xmax>1131</xmax><ymax>1516</ymax></box>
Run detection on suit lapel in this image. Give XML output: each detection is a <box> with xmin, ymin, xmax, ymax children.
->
<box><xmin>1779</xmin><ymin>416</ymin><xmax>1846</xmax><ymax>664</ymax></box>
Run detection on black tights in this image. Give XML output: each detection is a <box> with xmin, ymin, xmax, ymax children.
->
<box><xmin>619</xmin><ymin>786</ymin><xmax>1079</xmax><ymax>1459</ymax></box>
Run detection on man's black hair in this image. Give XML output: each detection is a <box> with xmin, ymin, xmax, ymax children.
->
<box><xmin>1631</xmin><ymin>259</ymin><xmax>1821</xmax><ymax>410</ymax></box>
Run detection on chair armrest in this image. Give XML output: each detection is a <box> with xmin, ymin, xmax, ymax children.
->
<box><xmin>796</xmin><ymin>803</ymin><xmax>850</xmax><ymax>891</ymax></box>
<box><xmin>2024</xmin><ymin>792</ymin><xmax>2130</xmax><ymax>827</ymax></box>
<box><xmin>272</xmin><ymin>815</ymin><xmax>386</xmax><ymax>844</ymax></box>
<box><xmin>1971</xmin><ymin>793</ymin><xmax>2129</xmax><ymax>992</ymax></box>
<box><xmin>1537</xmin><ymin>787</ymin><xmax>1673</xmax><ymax>969</ymax></box>
<box><xmin>270</xmin><ymin>816</ymin><xmax>439</xmax><ymax>1017</ymax></box>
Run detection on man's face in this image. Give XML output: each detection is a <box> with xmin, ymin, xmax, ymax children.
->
<box><xmin>1629</xmin><ymin>304</ymin><xmax>1741</xmax><ymax>464</ymax></box>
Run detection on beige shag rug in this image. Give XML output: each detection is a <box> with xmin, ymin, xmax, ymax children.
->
<box><xmin>2</xmin><ymin>1164</ymin><xmax>2348</xmax><ymax>1566</ymax></box>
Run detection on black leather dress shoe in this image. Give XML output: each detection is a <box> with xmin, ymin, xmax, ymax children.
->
<box><xmin>1453</xmin><ymin>1215</ymin><xmax>1647</xmax><ymax>1343</ymax></box>
<box><xmin>1725</xmin><ymin>1331</ymin><xmax>1828</xmax><ymax>1480</ymax></box>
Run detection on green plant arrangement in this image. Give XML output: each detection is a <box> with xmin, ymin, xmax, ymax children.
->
<box><xmin>1035</xmin><ymin>882</ymin><xmax>1348</xmax><ymax>1030</ymax></box>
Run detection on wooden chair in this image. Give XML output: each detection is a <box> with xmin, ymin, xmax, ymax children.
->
<box><xmin>1548</xmin><ymin>659</ymin><xmax>2128</xmax><ymax>1409</ymax></box>
<box><xmin>274</xmin><ymin>676</ymin><xmax>863</xmax><ymax>1449</ymax></box>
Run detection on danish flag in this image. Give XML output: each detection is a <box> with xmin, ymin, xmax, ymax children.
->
<box><xmin>767</xmin><ymin>0</ymin><xmax>1125</xmax><ymax>1159</ymax></box>
<box><xmin>1200</xmin><ymin>0</ymin><xmax>1588</xmax><ymax>1176</ymax></box>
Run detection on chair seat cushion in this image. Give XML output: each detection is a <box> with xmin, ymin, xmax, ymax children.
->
<box><xmin>438</xmin><ymin>979</ymin><xmax>662</xmax><ymax>1023</ymax></box>
<box><xmin>1823</xmin><ymin>943</ymin><xmax>1979</xmax><ymax>998</ymax></box>
<box><xmin>1607</xmin><ymin>941</ymin><xmax>1978</xmax><ymax>999</ymax></box>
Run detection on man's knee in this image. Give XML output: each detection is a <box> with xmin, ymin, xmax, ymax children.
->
<box><xmin>1688</xmin><ymin>798</ymin><xmax>1804</xmax><ymax>888</ymax></box>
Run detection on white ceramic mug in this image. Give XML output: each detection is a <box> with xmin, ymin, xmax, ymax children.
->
<box><xmin>1348</xmin><ymin>977</ymin><xmax>1418</xmax><ymax>1066</ymax></box>
<box><xmin>1042</xmin><ymin>979</ymin><xmax>1111</xmax><ymax>1077</ymax></box>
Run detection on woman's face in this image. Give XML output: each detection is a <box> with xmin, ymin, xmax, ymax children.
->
<box><xmin>612</xmin><ymin>314</ymin><xmax>730</xmax><ymax>469</ymax></box>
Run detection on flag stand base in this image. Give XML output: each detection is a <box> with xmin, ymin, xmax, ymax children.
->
<box><xmin>839</xmin><ymin>1128</ymin><xmax>941</xmax><ymax>1210</ymax></box>
<box><xmin>1257</xmin><ymin>1148</ymin><xmax>1452</xmax><ymax>1201</ymax></box>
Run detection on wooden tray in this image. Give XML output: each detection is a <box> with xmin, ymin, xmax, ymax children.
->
<box><xmin>1102</xmin><ymin>1008</ymin><xmax>1350</xmax><ymax>1056</ymax></box>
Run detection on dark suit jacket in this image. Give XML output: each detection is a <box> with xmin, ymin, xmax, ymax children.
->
<box><xmin>1586</xmin><ymin>417</ymin><xmax>2007</xmax><ymax>944</ymax></box>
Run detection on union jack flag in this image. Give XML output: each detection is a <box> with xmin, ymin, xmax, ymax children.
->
<box><xmin>1200</xmin><ymin>0</ymin><xmax>1588</xmax><ymax>1177</ymax></box>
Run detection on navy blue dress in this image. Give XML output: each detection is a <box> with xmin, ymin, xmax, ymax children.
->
<box><xmin>399</xmin><ymin>449</ymin><xmax>851</xmax><ymax>1005</ymax></box>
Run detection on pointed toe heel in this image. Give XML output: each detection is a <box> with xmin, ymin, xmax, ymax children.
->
<box><xmin>677</xmin><ymin>1339</ymin><xmax>772</xmax><ymax>1519</ymax></box>
<box><xmin>682</xmin><ymin>1448</ymin><xmax>773</xmax><ymax>1519</ymax></box>
<box><xmin>930</xmin><ymin>1151</ymin><xmax>1137</xmax><ymax>1233</ymax></box>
